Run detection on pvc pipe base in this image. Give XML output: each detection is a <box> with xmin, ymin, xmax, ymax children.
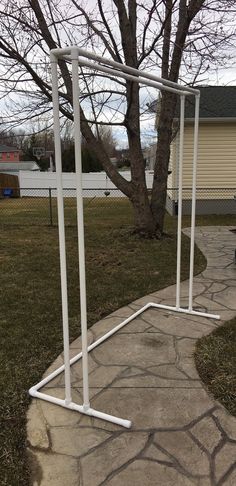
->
<box><xmin>150</xmin><ymin>302</ymin><xmax>220</xmax><ymax>320</ymax></box>
<box><xmin>29</xmin><ymin>389</ymin><xmax>131</xmax><ymax>428</ymax></box>
<box><xmin>29</xmin><ymin>302</ymin><xmax>220</xmax><ymax>428</ymax></box>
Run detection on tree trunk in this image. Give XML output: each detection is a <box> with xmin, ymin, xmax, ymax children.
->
<box><xmin>131</xmin><ymin>191</ymin><xmax>156</xmax><ymax>236</ymax></box>
<box><xmin>112</xmin><ymin>1</ymin><xmax>157</xmax><ymax>236</ymax></box>
<box><xmin>124</xmin><ymin>79</ymin><xmax>155</xmax><ymax>234</ymax></box>
<box><xmin>151</xmin><ymin>92</ymin><xmax>178</xmax><ymax>233</ymax></box>
<box><xmin>82</xmin><ymin>108</ymin><xmax>156</xmax><ymax>236</ymax></box>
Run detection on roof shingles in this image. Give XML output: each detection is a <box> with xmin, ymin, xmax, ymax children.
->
<box><xmin>177</xmin><ymin>86</ymin><xmax>236</xmax><ymax>119</ymax></box>
<box><xmin>0</xmin><ymin>145</ymin><xmax>20</xmax><ymax>152</ymax></box>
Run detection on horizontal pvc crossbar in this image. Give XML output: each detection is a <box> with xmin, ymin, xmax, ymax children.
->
<box><xmin>50</xmin><ymin>46</ymin><xmax>199</xmax><ymax>96</ymax></box>
<box><xmin>29</xmin><ymin>302</ymin><xmax>220</xmax><ymax>427</ymax></box>
<box><xmin>78</xmin><ymin>58</ymin><xmax>190</xmax><ymax>95</ymax></box>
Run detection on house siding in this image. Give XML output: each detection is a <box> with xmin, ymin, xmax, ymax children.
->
<box><xmin>178</xmin><ymin>122</ymin><xmax>236</xmax><ymax>190</ymax></box>
<box><xmin>167</xmin><ymin>142</ymin><xmax>175</xmax><ymax>211</ymax></box>
<box><xmin>0</xmin><ymin>152</ymin><xmax>20</xmax><ymax>162</ymax></box>
<box><xmin>168</xmin><ymin>143</ymin><xmax>174</xmax><ymax>188</ymax></box>
<box><xmin>167</xmin><ymin>122</ymin><xmax>236</xmax><ymax>215</ymax></box>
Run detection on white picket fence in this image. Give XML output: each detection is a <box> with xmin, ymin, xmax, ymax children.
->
<box><xmin>19</xmin><ymin>170</ymin><xmax>154</xmax><ymax>197</ymax></box>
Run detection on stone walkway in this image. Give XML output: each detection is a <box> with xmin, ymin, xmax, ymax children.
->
<box><xmin>27</xmin><ymin>227</ymin><xmax>236</xmax><ymax>486</ymax></box>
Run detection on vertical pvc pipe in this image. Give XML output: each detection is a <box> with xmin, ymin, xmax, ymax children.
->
<box><xmin>188</xmin><ymin>94</ymin><xmax>200</xmax><ymax>311</ymax></box>
<box><xmin>176</xmin><ymin>95</ymin><xmax>185</xmax><ymax>310</ymax></box>
<box><xmin>71</xmin><ymin>48</ymin><xmax>90</xmax><ymax>410</ymax></box>
<box><xmin>50</xmin><ymin>53</ymin><xmax>72</xmax><ymax>405</ymax></box>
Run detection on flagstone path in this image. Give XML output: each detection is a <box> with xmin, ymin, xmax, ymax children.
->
<box><xmin>27</xmin><ymin>226</ymin><xmax>236</xmax><ymax>486</ymax></box>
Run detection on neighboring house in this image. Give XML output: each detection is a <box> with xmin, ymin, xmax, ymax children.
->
<box><xmin>150</xmin><ymin>86</ymin><xmax>236</xmax><ymax>215</ymax></box>
<box><xmin>0</xmin><ymin>145</ymin><xmax>40</xmax><ymax>179</ymax></box>
<box><xmin>110</xmin><ymin>157</ymin><xmax>118</xmax><ymax>166</ymax></box>
<box><xmin>143</xmin><ymin>143</ymin><xmax>156</xmax><ymax>170</ymax></box>
<box><xmin>0</xmin><ymin>145</ymin><xmax>20</xmax><ymax>162</ymax></box>
<box><xmin>0</xmin><ymin>161</ymin><xmax>40</xmax><ymax>177</ymax></box>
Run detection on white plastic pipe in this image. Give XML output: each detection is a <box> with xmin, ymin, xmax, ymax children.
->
<box><xmin>78</xmin><ymin>58</ymin><xmax>190</xmax><ymax>96</ymax></box>
<box><xmin>29</xmin><ymin>302</ymin><xmax>152</xmax><ymax>393</ymax></box>
<box><xmin>29</xmin><ymin>296</ymin><xmax>219</xmax><ymax>427</ymax></box>
<box><xmin>29</xmin><ymin>299</ymin><xmax>219</xmax><ymax>396</ymax></box>
<box><xmin>71</xmin><ymin>48</ymin><xmax>90</xmax><ymax>411</ymax></box>
<box><xmin>50</xmin><ymin>53</ymin><xmax>72</xmax><ymax>405</ymax></box>
<box><xmin>176</xmin><ymin>95</ymin><xmax>185</xmax><ymax>309</ymax></box>
<box><xmin>150</xmin><ymin>302</ymin><xmax>220</xmax><ymax>319</ymax></box>
<box><xmin>50</xmin><ymin>47</ymin><xmax>72</xmax><ymax>57</ymax></box>
<box><xmin>188</xmin><ymin>95</ymin><xmax>200</xmax><ymax>311</ymax></box>
<box><xmin>50</xmin><ymin>47</ymin><xmax>199</xmax><ymax>95</ymax></box>
<box><xmin>31</xmin><ymin>390</ymin><xmax>131</xmax><ymax>428</ymax></box>
<box><xmin>76</xmin><ymin>48</ymin><xmax>199</xmax><ymax>94</ymax></box>
<box><xmin>29</xmin><ymin>47</ymin><xmax>218</xmax><ymax>430</ymax></box>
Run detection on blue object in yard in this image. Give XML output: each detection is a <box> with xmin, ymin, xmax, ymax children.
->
<box><xmin>3</xmin><ymin>188</ymin><xmax>13</xmax><ymax>198</ymax></box>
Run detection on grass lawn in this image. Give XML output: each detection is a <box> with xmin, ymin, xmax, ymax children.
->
<box><xmin>0</xmin><ymin>196</ymin><xmax>235</xmax><ymax>485</ymax></box>
<box><xmin>195</xmin><ymin>318</ymin><xmax>236</xmax><ymax>417</ymax></box>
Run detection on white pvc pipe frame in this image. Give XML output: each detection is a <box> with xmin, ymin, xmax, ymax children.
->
<box><xmin>29</xmin><ymin>46</ymin><xmax>220</xmax><ymax>429</ymax></box>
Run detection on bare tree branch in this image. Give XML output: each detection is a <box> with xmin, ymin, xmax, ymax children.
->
<box><xmin>0</xmin><ymin>0</ymin><xmax>236</xmax><ymax>235</ymax></box>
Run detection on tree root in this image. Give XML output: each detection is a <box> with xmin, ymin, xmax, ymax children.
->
<box><xmin>130</xmin><ymin>227</ymin><xmax>173</xmax><ymax>240</ymax></box>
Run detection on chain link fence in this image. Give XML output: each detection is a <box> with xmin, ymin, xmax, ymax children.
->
<box><xmin>167</xmin><ymin>188</ymin><xmax>236</xmax><ymax>216</ymax></box>
<box><xmin>0</xmin><ymin>187</ymin><xmax>130</xmax><ymax>226</ymax></box>
<box><xmin>0</xmin><ymin>186</ymin><xmax>236</xmax><ymax>226</ymax></box>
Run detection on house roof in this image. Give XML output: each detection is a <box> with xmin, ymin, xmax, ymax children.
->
<box><xmin>151</xmin><ymin>86</ymin><xmax>236</xmax><ymax>120</ymax></box>
<box><xmin>177</xmin><ymin>86</ymin><xmax>236</xmax><ymax>119</ymax></box>
<box><xmin>0</xmin><ymin>145</ymin><xmax>20</xmax><ymax>152</ymax></box>
<box><xmin>0</xmin><ymin>161</ymin><xmax>40</xmax><ymax>171</ymax></box>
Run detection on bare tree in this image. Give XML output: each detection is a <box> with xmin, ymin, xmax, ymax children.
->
<box><xmin>0</xmin><ymin>0</ymin><xmax>235</xmax><ymax>236</ymax></box>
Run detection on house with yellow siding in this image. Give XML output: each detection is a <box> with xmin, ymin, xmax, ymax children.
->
<box><xmin>151</xmin><ymin>86</ymin><xmax>236</xmax><ymax>215</ymax></box>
